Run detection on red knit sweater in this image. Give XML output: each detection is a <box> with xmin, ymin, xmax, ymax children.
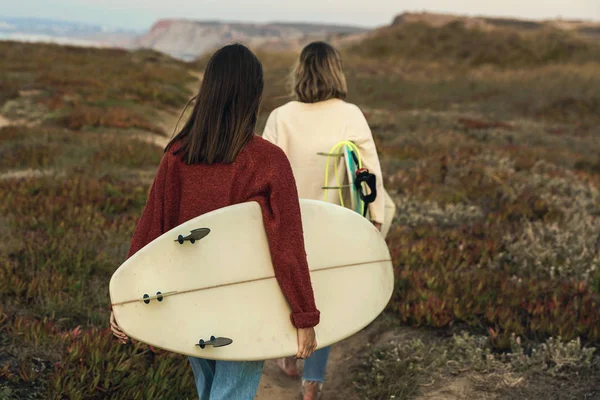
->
<box><xmin>126</xmin><ymin>135</ymin><xmax>320</xmax><ymax>329</ymax></box>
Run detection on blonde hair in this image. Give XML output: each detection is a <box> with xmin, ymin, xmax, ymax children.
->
<box><xmin>293</xmin><ymin>42</ymin><xmax>347</xmax><ymax>103</ymax></box>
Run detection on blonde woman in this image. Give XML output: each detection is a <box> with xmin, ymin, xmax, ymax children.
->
<box><xmin>263</xmin><ymin>41</ymin><xmax>385</xmax><ymax>400</ymax></box>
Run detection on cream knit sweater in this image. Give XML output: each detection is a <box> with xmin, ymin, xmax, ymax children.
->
<box><xmin>262</xmin><ymin>99</ymin><xmax>385</xmax><ymax>223</ymax></box>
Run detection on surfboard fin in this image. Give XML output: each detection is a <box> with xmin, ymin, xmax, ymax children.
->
<box><xmin>141</xmin><ymin>291</ymin><xmax>177</xmax><ymax>304</ymax></box>
<box><xmin>175</xmin><ymin>228</ymin><xmax>211</xmax><ymax>244</ymax></box>
<box><xmin>196</xmin><ymin>336</ymin><xmax>233</xmax><ymax>349</ymax></box>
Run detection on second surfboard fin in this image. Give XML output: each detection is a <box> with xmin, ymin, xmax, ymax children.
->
<box><xmin>197</xmin><ymin>336</ymin><xmax>233</xmax><ymax>349</ymax></box>
<box><xmin>175</xmin><ymin>228</ymin><xmax>211</xmax><ymax>245</ymax></box>
<box><xmin>141</xmin><ymin>291</ymin><xmax>177</xmax><ymax>304</ymax></box>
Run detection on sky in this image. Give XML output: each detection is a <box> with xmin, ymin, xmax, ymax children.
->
<box><xmin>2</xmin><ymin>0</ymin><xmax>599</xmax><ymax>31</ymax></box>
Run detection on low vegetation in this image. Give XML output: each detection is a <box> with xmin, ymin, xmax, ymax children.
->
<box><xmin>0</xmin><ymin>42</ymin><xmax>195</xmax><ymax>133</ymax></box>
<box><xmin>1</xmin><ymin>18</ymin><xmax>600</xmax><ymax>398</ymax></box>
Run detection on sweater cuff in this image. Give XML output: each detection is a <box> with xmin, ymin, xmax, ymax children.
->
<box><xmin>370</xmin><ymin>216</ymin><xmax>384</xmax><ymax>225</ymax></box>
<box><xmin>368</xmin><ymin>207</ymin><xmax>385</xmax><ymax>225</ymax></box>
<box><xmin>290</xmin><ymin>311</ymin><xmax>320</xmax><ymax>328</ymax></box>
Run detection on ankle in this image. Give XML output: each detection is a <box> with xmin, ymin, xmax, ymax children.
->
<box><xmin>301</xmin><ymin>380</ymin><xmax>323</xmax><ymax>400</ymax></box>
<box><xmin>302</xmin><ymin>380</ymin><xmax>323</xmax><ymax>389</ymax></box>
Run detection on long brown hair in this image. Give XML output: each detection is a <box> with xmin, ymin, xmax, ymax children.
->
<box><xmin>166</xmin><ymin>44</ymin><xmax>264</xmax><ymax>164</ymax></box>
<box><xmin>293</xmin><ymin>42</ymin><xmax>347</xmax><ymax>103</ymax></box>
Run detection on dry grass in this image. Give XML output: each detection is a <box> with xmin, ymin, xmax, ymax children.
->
<box><xmin>350</xmin><ymin>21</ymin><xmax>600</xmax><ymax>66</ymax></box>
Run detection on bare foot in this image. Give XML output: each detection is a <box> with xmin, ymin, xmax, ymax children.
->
<box><xmin>275</xmin><ymin>357</ymin><xmax>299</xmax><ymax>378</ymax></box>
<box><xmin>301</xmin><ymin>381</ymin><xmax>322</xmax><ymax>400</ymax></box>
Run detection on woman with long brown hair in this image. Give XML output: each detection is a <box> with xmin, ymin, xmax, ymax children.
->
<box><xmin>263</xmin><ymin>41</ymin><xmax>385</xmax><ymax>400</ymax></box>
<box><xmin>110</xmin><ymin>44</ymin><xmax>319</xmax><ymax>400</ymax></box>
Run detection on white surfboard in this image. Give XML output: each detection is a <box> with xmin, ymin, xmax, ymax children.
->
<box><xmin>109</xmin><ymin>199</ymin><xmax>393</xmax><ymax>361</ymax></box>
<box><xmin>320</xmin><ymin>144</ymin><xmax>396</xmax><ymax>239</ymax></box>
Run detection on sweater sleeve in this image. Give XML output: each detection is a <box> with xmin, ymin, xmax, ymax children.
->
<box><xmin>347</xmin><ymin>106</ymin><xmax>385</xmax><ymax>224</ymax></box>
<box><xmin>248</xmin><ymin>146</ymin><xmax>320</xmax><ymax>329</ymax></box>
<box><xmin>127</xmin><ymin>154</ymin><xmax>179</xmax><ymax>259</ymax></box>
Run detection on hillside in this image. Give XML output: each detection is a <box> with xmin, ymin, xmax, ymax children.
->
<box><xmin>350</xmin><ymin>17</ymin><xmax>600</xmax><ymax>67</ymax></box>
<box><xmin>392</xmin><ymin>12</ymin><xmax>600</xmax><ymax>39</ymax></box>
<box><xmin>137</xmin><ymin>13</ymin><xmax>600</xmax><ymax>61</ymax></box>
<box><xmin>4</xmin><ymin>12</ymin><xmax>599</xmax><ymax>61</ymax></box>
<box><xmin>134</xmin><ymin>19</ymin><xmax>366</xmax><ymax>60</ymax></box>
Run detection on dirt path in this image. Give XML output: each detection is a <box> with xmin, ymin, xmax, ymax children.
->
<box><xmin>0</xmin><ymin>168</ymin><xmax>60</xmax><ymax>181</ymax></box>
<box><xmin>256</xmin><ymin>326</ymin><xmax>375</xmax><ymax>400</ymax></box>
<box><xmin>255</xmin><ymin>322</ymin><xmax>462</xmax><ymax>400</ymax></box>
<box><xmin>133</xmin><ymin>131</ymin><xmax>170</xmax><ymax>148</ymax></box>
<box><xmin>0</xmin><ymin>114</ymin><xmax>10</xmax><ymax>128</ymax></box>
<box><xmin>255</xmin><ymin>320</ymin><xmax>494</xmax><ymax>400</ymax></box>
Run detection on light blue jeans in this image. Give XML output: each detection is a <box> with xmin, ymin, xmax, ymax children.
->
<box><xmin>188</xmin><ymin>357</ymin><xmax>264</xmax><ymax>400</ymax></box>
<box><xmin>303</xmin><ymin>346</ymin><xmax>332</xmax><ymax>383</ymax></box>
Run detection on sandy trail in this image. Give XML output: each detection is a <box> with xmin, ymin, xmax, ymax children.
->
<box><xmin>255</xmin><ymin>322</ymin><xmax>478</xmax><ymax>400</ymax></box>
<box><xmin>0</xmin><ymin>168</ymin><xmax>60</xmax><ymax>181</ymax></box>
<box><xmin>256</xmin><ymin>324</ymin><xmax>376</xmax><ymax>400</ymax></box>
<box><xmin>0</xmin><ymin>114</ymin><xmax>11</xmax><ymax>128</ymax></box>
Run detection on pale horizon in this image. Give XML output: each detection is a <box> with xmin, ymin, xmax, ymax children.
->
<box><xmin>3</xmin><ymin>0</ymin><xmax>599</xmax><ymax>31</ymax></box>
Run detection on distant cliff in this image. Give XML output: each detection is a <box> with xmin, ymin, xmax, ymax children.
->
<box><xmin>134</xmin><ymin>20</ymin><xmax>367</xmax><ymax>60</ymax></box>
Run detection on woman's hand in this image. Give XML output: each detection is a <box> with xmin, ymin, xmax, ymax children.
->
<box><xmin>296</xmin><ymin>327</ymin><xmax>317</xmax><ymax>359</ymax></box>
<box><xmin>110</xmin><ymin>311</ymin><xmax>129</xmax><ymax>344</ymax></box>
<box><xmin>373</xmin><ymin>222</ymin><xmax>382</xmax><ymax>231</ymax></box>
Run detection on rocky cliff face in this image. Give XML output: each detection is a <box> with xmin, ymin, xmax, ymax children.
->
<box><xmin>134</xmin><ymin>20</ymin><xmax>367</xmax><ymax>60</ymax></box>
